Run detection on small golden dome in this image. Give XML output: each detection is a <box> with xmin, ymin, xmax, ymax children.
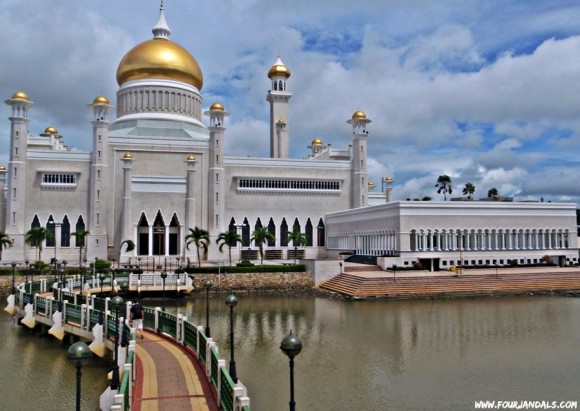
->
<box><xmin>209</xmin><ymin>102</ymin><xmax>224</xmax><ymax>111</ymax></box>
<box><xmin>11</xmin><ymin>90</ymin><xmax>29</xmax><ymax>101</ymax></box>
<box><xmin>116</xmin><ymin>38</ymin><xmax>203</xmax><ymax>89</ymax></box>
<box><xmin>277</xmin><ymin>117</ymin><xmax>286</xmax><ymax>124</ymax></box>
<box><xmin>368</xmin><ymin>181</ymin><xmax>375</xmax><ymax>188</ymax></box>
<box><xmin>0</xmin><ymin>166</ymin><xmax>6</xmax><ymax>172</ymax></box>
<box><xmin>311</xmin><ymin>138</ymin><xmax>323</xmax><ymax>146</ymax></box>
<box><xmin>93</xmin><ymin>95</ymin><xmax>110</xmax><ymax>105</ymax></box>
<box><xmin>44</xmin><ymin>126</ymin><xmax>58</xmax><ymax>135</ymax></box>
<box><xmin>385</xmin><ymin>176</ymin><xmax>393</xmax><ymax>183</ymax></box>
<box><xmin>123</xmin><ymin>152</ymin><xmax>133</xmax><ymax>159</ymax></box>
<box><xmin>186</xmin><ymin>154</ymin><xmax>197</xmax><ymax>161</ymax></box>
<box><xmin>268</xmin><ymin>57</ymin><xmax>291</xmax><ymax>79</ymax></box>
<box><xmin>352</xmin><ymin>110</ymin><xmax>367</xmax><ymax>120</ymax></box>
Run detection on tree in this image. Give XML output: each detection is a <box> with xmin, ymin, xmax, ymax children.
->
<box><xmin>251</xmin><ymin>227</ymin><xmax>275</xmax><ymax>266</ymax></box>
<box><xmin>488</xmin><ymin>187</ymin><xmax>499</xmax><ymax>200</ymax></box>
<box><xmin>25</xmin><ymin>227</ymin><xmax>53</xmax><ymax>261</ymax></box>
<box><xmin>119</xmin><ymin>239</ymin><xmax>135</xmax><ymax>268</ymax></box>
<box><xmin>185</xmin><ymin>227</ymin><xmax>210</xmax><ymax>267</ymax></box>
<box><xmin>0</xmin><ymin>232</ymin><xmax>12</xmax><ymax>261</ymax></box>
<box><xmin>435</xmin><ymin>175</ymin><xmax>453</xmax><ymax>201</ymax></box>
<box><xmin>72</xmin><ymin>229</ymin><xmax>89</xmax><ymax>268</ymax></box>
<box><xmin>216</xmin><ymin>230</ymin><xmax>242</xmax><ymax>266</ymax></box>
<box><xmin>287</xmin><ymin>230</ymin><xmax>307</xmax><ymax>264</ymax></box>
<box><xmin>421</xmin><ymin>196</ymin><xmax>432</xmax><ymax>201</ymax></box>
<box><xmin>462</xmin><ymin>182</ymin><xmax>475</xmax><ymax>199</ymax></box>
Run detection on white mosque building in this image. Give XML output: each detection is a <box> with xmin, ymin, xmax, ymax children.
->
<box><xmin>0</xmin><ymin>5</ymin><xmax>370</xmax><ymax>266</ymax></box>
<box><xmin>1</xmin><ymin>5</ymin><xmax>578</xmax><ymax>270</ymax></box>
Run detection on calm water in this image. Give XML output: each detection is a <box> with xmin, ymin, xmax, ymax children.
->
<box><xmin>2</xmin><ymin>294</ymin><xmax>580</xmax><ymax>410</ymax></box>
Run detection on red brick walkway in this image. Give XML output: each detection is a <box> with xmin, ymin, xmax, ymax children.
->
<box><xmin>132</xmin><ymin>331</ymin><xmax>219</xmax><ymax>411</ymax></box>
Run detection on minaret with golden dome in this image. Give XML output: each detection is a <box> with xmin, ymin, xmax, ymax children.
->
<box><xmin>204</xmin><ymin>102</ymin><xmax>229</xmax><ymax>237</ymax></box>
<box><xmin>4</xmin><ymin>90</ymin><xmax>34</xmax><ymax>238</ymax></box>
<box><xmin>347</xmin><ymin>110</ymin><xmax>371</xmax><ymax>208</ymax></box>
<box><xmin>266</xmin><ymin>56</ymin><xmax>292</xmax><ymax>158</ymax></box>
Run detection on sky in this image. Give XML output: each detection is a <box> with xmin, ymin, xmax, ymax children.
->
<box><xmin>2</xmin><ymin>0</ymin><xmax>580</xmax><ymax>205</ymax></box>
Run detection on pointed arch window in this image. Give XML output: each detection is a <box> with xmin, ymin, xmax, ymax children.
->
<box><xmin>317</xmin><ymin>218</ymin><xmax>325</xmax><ymax>247</ymax></box>
<box><xmin>61</xmin><ymin>215</ymin><xmax>71</xmax><ymax>247</ymax></box>
<box><xmin>267</xmin><ymin>218</ymin><xmax>276</xmax><ymax>247</ymax></box>
<box><xmin>75</xmin><ymin>216</ymin><xmax>86</xmax><ymax>247</ymax></box>
<box><xmin>292</xmin><ymin>218</ymin><xmax>301</xmax><ymax>234</ymax></box>
<box><xmin>242</xmin><ymin>218</ymin><xmax>250</xmax><ymax>247</ymax></box>
<box><xmin>305</xmin><ymin>218</ymin><xmax>313</xmax><ymax>246</ymax></box>
<box><xmin>153</xmin><ymin>211</ymin><xmax>166</xmax><ymax>256</ymax></box>
<box><xmin>138</xmin><ymin>213</ymin><xmax>150</xmax><ymax>256</ymax></box>
<box><xmin>229</xmin><ymin>217</ymin><xmax>236</xmax><ymax>233</ymax></box>
<box><xmin>280</xmin><ymin>218</ymin><xmax>289</xmax><ymax>247</ymax></box>
<box><xmin>46</xmin><ymin>216</ymin><xmax>56</xmax><ymax>247</ymax></box>
<box><xmin>31</xmin><ymin>215</ymin><xmax>40</xmax><ymax>229</ymax></box>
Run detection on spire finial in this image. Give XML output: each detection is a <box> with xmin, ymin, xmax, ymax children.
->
<box><xmin>153</xmin><ymin>0</ymin><xmax>171</xmax><ymax>39</ymax></box>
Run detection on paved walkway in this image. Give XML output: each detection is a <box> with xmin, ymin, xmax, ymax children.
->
<box><xmin>133</xmin><ymin>330</ymin><xmax>219</xmax><ymax>411</ymax></box>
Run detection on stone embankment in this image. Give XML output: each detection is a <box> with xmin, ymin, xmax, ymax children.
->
<box><xmin>189</xmin><ymin>271</ymin><xmax>317</xmax><ymax>295</ymax></box>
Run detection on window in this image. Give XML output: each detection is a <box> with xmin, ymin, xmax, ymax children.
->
<box><xmin>41</xmin><ymin>173</ymin><xmax>77</xmax><ymax>187</ymax></box>
<box><xmin>237</xmin><ymin>179</ymin><xmax>341</xmax><ymax>193</ymax></box>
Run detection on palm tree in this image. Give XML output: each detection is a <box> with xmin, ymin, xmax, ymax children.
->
<box><xmin>25</xmin><ymin>227</ymin><xmax>53</xmax><ymax>261</ymax></box>
<box><xmin>435</xmin><ymin>175</ymin><xmax>453</xmax><ymax>201</ymax></box>
<box><xmin>462</xmin><ymin>182</ymin><xmax>476</xmax><ymax>199</ymax></box>
<box><xmin>216</xmin><ymin>230</ymin><xmax>242</xmax><ymax>266</ymax></box>
<box><xmin>488</xmin><ymin>187</ymin><xmax>499</xmax><ymax>200</ymax></box>
<box><xmin>287</xmin><ymin>230</ymin><xmax>307</xmax><ymax>264</ymax></box>
<box><xmin>0</xmin><ymin>232</ymin><xmax>12</xmax><ymax>261</ymax></box>
<box><xmin>119</xmin><ymin>239</ymin><xmax>135</xmax><ymax>268</ymax></box>
<box><xmin>72</xmin><ymin>229</ymin><xmax>89</xmax><ymax>268</ymax></box>
<box><xmin>251</xmin><ymin>227</ymin><xmax>275</xmax><ymax>266</ymax></box>
<box><xmin>185</xmin><ymin>227</ymin><xmax>210</xmax><ymax>267</ymax></box>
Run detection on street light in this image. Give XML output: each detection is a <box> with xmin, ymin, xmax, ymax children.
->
<box><xmin>160</xmin><ymin>271</ymin><xmax>168</xmax><ymax>311</ymax></box>
<box><xmin>203</xmin><ymin>280</ymin><xmax>213</xmax><ymax>337</ymax></box>
<box><xmin>393</xmin><ymin>264</ymin><xmax>397</xmax><ymax>283</ymax></box>
<box><xmin>10</xmin><ymin>261</ymin><xmax>18</xmax><ymax>294</ymax></box>
<box><xmin>225</xmin><ymin>294</ymin><xmax>238</xmax><ymax>383</ymax></box>
<box><xmin>280</xmin><ymin>330</ymin><xmax>303</xmax><ymax>411</ymax></box>
<box><xmin>62</xmin><ymin>260</ymin><xmax>67</xmax><ymax>289</ymax></box>
<box><xmin>99</xmin><ymin>272</ymin><xmax>106</xmax><ymax>295</ymax></box>
<box><xmin>66</xmin><ymin>341</ymin><xmax>92</xmax><ymax>411</ymax></box>
<box><xmin>110</xmin><ymin>295</ymin><xmax>124</xmax><ymax>390</ymax></box>
<box><xmin>24</xmin><ymin>259</ymin><xmax>29</xmax><ymax>284</ymax></box>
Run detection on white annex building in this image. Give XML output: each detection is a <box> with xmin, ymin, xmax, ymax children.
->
<box><xmin>0</xmin><ymin>5</ymin><xmax>370</xmax><ymax>266</ymax></box>
<box><xmin>1</xmin><ymin>4</ymin><xmax>578</xmax><ymax>269</ymax></box>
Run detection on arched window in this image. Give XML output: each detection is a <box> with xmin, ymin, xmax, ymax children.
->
<box><xmin>153</xmin><ymin>210</ymin><xmax>165</xmax><ymax>256</ymax></box>
<box><xmin>280</xmin><ymin>218</ymin><xmax>289</xmax><ymax>247</ymax></box>
<box><xmin>46</xmin><ymin>215</ymin><xmax>56</xmax><ymax>247</ymax></box>
<box><xmin>292</xmin><ymin>218</ymin><xmax>300</xmax><ymax>234</ymax></box>
<box><xmin>242</xmin><ymin>218</ymin><xmax>250</xmax><ymax>247</ymax></box>
<box><xmin>267</xmin><ymin>218</ymin><xmax>276</xmax><ymax>247</ymax></box>
<box><xmin>31</xmin><ymin>215</ymin><xmax>40</xmax><ymax>229</ymax></box>
<box><xmin>255</xmin><ymin>217</ymin><xmax>263</xmax><ymax>231</ymax></box>
<box><xmin>138</xmin><ymin>213</ymin><xmax>150</xmax><ymax>256</ymax></box>
<box><xmin>61</xmin><ymin>215</ymin><xmax>71</xmax><ymax>247</ymax></box>
<box><xmin>317</xmin><ymin>218</ymin><xmax>325</xmax><ymax>247</ymax></box>
<box><xmin>75</xmin><ymin>216</ymin><xmax>86</xmax><ymax>247</ymax></box>
<box><xmin>229</xmin><ymin>217</ymin><xmax>236</xmax><ymax>233</ymax></box>
<box><xmin>305</xmin><ymin>218</ymin><xmax>313</xmax><ymax>246</ymax></box>
<box><xmin>169</xmin><ymin>214</ymin><xmax>180</xmax><ymax>255</ymax></box>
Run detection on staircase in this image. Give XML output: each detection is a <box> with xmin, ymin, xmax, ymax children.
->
<box><xmin>320</xmin><ymin>271</ymin><xmax>580</xmax><ymax>299</ymax></box>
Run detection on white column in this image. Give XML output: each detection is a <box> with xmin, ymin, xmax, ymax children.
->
<box><xmin>148</xmin><ymin>225</ymin><xmax>153</xmax><ymax>256</ymax></box>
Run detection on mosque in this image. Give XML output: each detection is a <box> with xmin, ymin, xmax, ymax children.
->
<box><xmin>0</xmin><ymin>4</ymin><xmax>371</xmax><ymax>266</ymax></box>
<box><xmin>1</xmin><ymin>4</ymin><xmax>577</xmax><ymax>270</ymax></box>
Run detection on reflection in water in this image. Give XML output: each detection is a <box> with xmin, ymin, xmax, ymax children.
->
<box><xmin>2</xmin><ymin>295</ymin><xmax>579</xmax><ymax>410</ymax></box>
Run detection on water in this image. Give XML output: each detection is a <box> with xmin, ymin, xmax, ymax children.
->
<box><xmin>0</xmin><ymin>312</ymin><xmax>110</xmax><ymax>410</ymax></box>
<box><xmin>2</xmin><ymin>294</ymin><xmax>580</xmax><ymax>410</ymax></box>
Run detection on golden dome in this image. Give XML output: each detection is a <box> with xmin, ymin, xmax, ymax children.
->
<box><xmin>311</xmin><ymin>138</ymin><xmax>323</xmax><ymax>146</ymax></box>
<box><xmin>368</xmin><ymin>181</ymin><xmax>375</xmax><ymax>188</ymax></box>
<box><xmin>93</xmin><ymin>95</ymin><xmax>110</xmax><ymax>105</ymax></box>
<box><xmin>44</xmin><ymin>126</ymin><xmax>58</xmax><ymax>135</ymax></box>
<box><xmin>123</xmin><ymin>152</ymin><xmax>133</xmax><ymax>159</ymax></box>
<box><xmin>277</xmin><ymin>117</ymin><xmax>286</xmax><ymax>124</ymax></box>
<box><xmin>116</xmin><ymin>38</ymin><xmax>203</xmax><ymax>90</ymax></box>
<box><xmin>186</xmin><ymin>154</ymin><xmax>197</xmax><ymax>161</ymax></box>
<box><xmin>385</xmin><ymin>176</ymin><xmax>393</xmax><ymax>183</ymax></box>
<box><xmin>11</xmin><ymin>90</ymin><xmax>29</xmax><ymax>101</ymax></box>
<box><xmin>352</xmin><ymin>110</ymin><xmax>367</xmax><ymax>120</ymax></box>
<box><xmin>0</xmin><ymin>166</ymin><xmax>6</xmax><ymax>172</ymax></box>
<box><xmin>268</xmin><ymin>57</ymin><xmax>291</xmax><ymax>79</ymax></box>
<box><xmin>209</xmin><ymin>102</ymin><xmax>224</xmax><ymax>111</ymax></box>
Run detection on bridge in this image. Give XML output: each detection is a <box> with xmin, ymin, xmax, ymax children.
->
<box><xmin>3</xmin><ymin>273</ymin><xmax>251</xmax><ymax>411</ymax></box>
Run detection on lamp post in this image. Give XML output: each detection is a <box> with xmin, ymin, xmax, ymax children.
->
<box><xmin>110</xmin><ymin>295</ymin><xmax>124</xmax><ymax>390</ymax></box>
<box><xmin>66</xmin><ymin>341</ymin><xmax>92</xmax><ymax>411</ymax></box>
<box><xmin>203</xmin><ymin>280</ymin><xmax>213</xmax><ymax>337</ymax></box>
<box><xmin>280</xmin><ymin>330</ymin><xmax>303</xmax><ymax>411</ymax></box>
<box><xmin>10</xmin><ymin>261</ymin><xmax>17</xmax><ymax>294</ymax></box>
<box><xmin>160</xmin><ymin>271</ymin><xmax>168</xmax><ymax>311</ymax></box>
<box><xmin>393</xmin><ymin>264</ymin><xmax>397</xmax><ymax>283</ymax></box>
<box><xmin>82</xmin><ymin>257</ymin><xmax>87</xmax><ymax>285</ymax></box>
<box><xmin>99</xmin><ymin>272</ymin><xmax>105</xmax><ymax>295</ymax></box>
<box><xmin>62</xmin><ymin>260</ymin><xmax>67</xmax><ymax>289</ymax></box>
<box><xmin>225</xmin><ymin>294</ymin><xmax>238</xmax><ymax>382</ymax></box>
<box><xmin>24</xmin><ymin>259</ymin><xmax>29</xmax><ymax>284</ymax></box>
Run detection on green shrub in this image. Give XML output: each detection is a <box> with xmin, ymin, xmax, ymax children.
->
<box><xmin>236</xmin><ymin>259</ymin><xmax>254</xmax><ymax>267</ymax></box>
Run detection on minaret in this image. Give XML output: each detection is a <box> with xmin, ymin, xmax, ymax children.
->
<box><xmin>4</xmin><ymin>91</ymin><xmax>33</xmax><ymax>254</ymax></box>
<box><xmin>87</xmin><ymin>95</ymin><xmax>112</xmax><ymax>259</ymax></box>
<box><xmin>204</xmin><ymin>102</ymin><xmax>228</xmax><ymax>254</ymax></box>
<box><xmin>121</xmin><ymin>153</ymin><xmax>134</xmax><ymax>260</ymax></box>
<box><xmin>266</xmin><ymin>56</ymin><xmax>292</xmax><ymax>158</ymax></box>
<box><xmin>184</xmin><ymin>154</ymin><xmax>197</xmax><ymax>256</ymax></box>
<box><xmin>0</xmin><ymin>166</ymin><xmax>6</xmax><ymax>232</ymax></box>
<box><xmin>347</xmin><ymin>110</ymin><xmax>371</xmax><ymax>208</ymax></box>
<box><xmin>384</xmin><ymin>176</ymin><xmax>393</xmax><ymax>203</ymax></box>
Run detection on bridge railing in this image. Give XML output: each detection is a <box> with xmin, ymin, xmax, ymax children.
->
<box><xmin>11</xmin><ymin>280</ymin><xmax>250</xmax><ymax>410</ymax></box>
